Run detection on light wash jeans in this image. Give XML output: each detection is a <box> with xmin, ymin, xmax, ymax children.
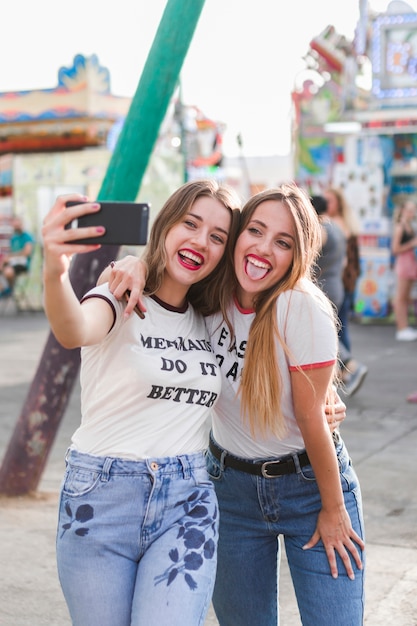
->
<box><xmin>57</xmin><ymin>449</ymin><xmax>218</xmax><ymax>626</ymax></box>
<box><xmin>206</xmin><ymin>435</ymin><xmax>365</xmax><ymax>626</ymax></box>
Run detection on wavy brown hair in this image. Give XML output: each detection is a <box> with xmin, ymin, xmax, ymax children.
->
<box><xmin>143</xmin><ymin>179</ymin><xmax>241</xmax><ymax>326</ymax></box>
<box><xmin>237</xmin><ymin>183</ymin><xmax>335</xmax><ymax>437</ymax></box>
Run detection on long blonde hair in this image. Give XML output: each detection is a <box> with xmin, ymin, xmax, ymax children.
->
<box><xmin>238</xmin><ymin>183</ymin><xmax>333</xmax><ymax>437</ymax></box>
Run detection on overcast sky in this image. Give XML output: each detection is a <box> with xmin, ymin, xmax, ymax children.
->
<box><xmin>2</xmin><ymin>0</ymin><xmax>416</xmax><ymax>156</ymax></box>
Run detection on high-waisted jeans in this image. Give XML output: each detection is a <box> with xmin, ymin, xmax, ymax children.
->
<box><xmin>56</xmin><ymin>449</ymin><xmax>219</xmax><ymax>626</ymax></box>
<box><xmin>206</xmin><ymin>435</ymin><xmax>365</xmax><ymax>626</ymax></box>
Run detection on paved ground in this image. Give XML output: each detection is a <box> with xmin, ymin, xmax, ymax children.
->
<box><xmin>0</xmin><ymin>309</ymin><xmax>417</xmax><ymax>625</ymax></box>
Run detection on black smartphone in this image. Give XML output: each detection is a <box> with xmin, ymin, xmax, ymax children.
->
<box><xmin>64</xmin><ymin>201</ymin><xmax>150</xmax><ymax>246</ymax></box>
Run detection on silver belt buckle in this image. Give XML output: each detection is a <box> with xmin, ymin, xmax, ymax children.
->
<box><xmin>261</xmin><ymin>460</ymin><xmax>283</xmax><ymax>478</ymax></box>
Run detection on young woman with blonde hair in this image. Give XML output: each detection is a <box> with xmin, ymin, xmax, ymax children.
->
<box><xmin>206</xmin><ymin>185</ymin><xmax>364</xmax><ymax>626</ymax></box>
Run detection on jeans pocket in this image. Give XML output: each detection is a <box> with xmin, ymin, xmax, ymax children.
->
<box><xmin>298</xmin><ymin>464</ymin><xmax>317</xmax><ymax>482</ymax></box>
<box><xmin>299</xmin><ymin>447</ymin><xmax>350</xmax><ymax>485</ymax></box>
<box><xmin>62</xmin><ymin>465</ymin><xmax>102</xmax><ymax>498</ymax></box>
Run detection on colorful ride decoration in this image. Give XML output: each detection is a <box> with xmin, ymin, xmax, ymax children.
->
<box><xmin>0</xmin><ymin>54</ymin><xmax>130</xmax><ymax>154</ymax></box>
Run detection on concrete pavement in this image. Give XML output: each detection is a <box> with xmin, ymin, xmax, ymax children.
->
<box><xmin>0</xmin><ymin>309</ymin><xmax>417</xmax><ymax>625</ymax></box>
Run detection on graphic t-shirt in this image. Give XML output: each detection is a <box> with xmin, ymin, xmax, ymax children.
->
<box><xmin>205</xmin><ymin>279</ymin><xmax>338</xmax><ymax>458</ymax></box>
<box><xmin>71</xmin><ymin>284</ymin><xmax>221</xmax><ymax>459</ymax></box>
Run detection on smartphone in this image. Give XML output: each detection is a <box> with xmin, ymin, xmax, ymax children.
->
<box><xmin>64</xmin><ymin>201</ymin><xmax>150</xmax><ymax>246</ymax></box>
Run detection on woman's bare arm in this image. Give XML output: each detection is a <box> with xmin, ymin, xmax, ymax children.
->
<box><xmin>291</xmin><ymin>366</ymin><xmax>364</xmax><ymax>579</ymax></box>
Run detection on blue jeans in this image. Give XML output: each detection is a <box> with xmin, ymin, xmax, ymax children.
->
<box><xmin>57</xmin><ymin>449</ymin><xmax>219</xmax><ymax>626</ymax></box>
<box><xmin>206</xmin><ymin>436</ymin><xmax>365</xmax><ymax>626</ymax></box>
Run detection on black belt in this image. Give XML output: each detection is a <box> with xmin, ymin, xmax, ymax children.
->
<box><xmin>209</xmin><ymin>438</ymin><xmax>310</xmax><ymax>478</ymax></box>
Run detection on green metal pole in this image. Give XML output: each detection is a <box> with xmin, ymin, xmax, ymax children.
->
<box><xmin>99</xmin><ymin>0</ymin><xmax>205</xmax><ymax>200</ymax></box>
<box><xmin>0</xmin><ymin>0</ymin><xmax>206</xmax><ymax>496</ymax></box>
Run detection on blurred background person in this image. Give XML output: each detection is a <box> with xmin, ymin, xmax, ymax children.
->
<box><xmin>406</xmin><ymin>389</ymin><xmax>417</xmax><ymax>403</ymax></box>
<box><xmin>0</xmin><ymin>215</ymin><xmax>34</xmax><ymax>296</ymax></box>
<box><xmin>311</xmin><ymin>195</ymin><xmax>368</xmax><ymax>397</ymax></box>
<box><xmin>391</xmin><ymin>199</ymin><xmax>417</xmax><ymax>341</ymax></box>
<box><xmin>324</xmin><ymin>187</ymin><xmax>361</xmax><ymax>354</ymax></box>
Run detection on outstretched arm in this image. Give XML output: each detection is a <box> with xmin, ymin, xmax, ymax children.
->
<box><xmin>42</xmin><ymin>195</ymin><xmax>115</xmax><ymax>348</ymax></box>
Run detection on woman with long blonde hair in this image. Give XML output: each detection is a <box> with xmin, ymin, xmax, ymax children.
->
<box><xmin>205</xmin><ymin>185</ymin><xmax>364</xmax><ymax>626</ymax></box>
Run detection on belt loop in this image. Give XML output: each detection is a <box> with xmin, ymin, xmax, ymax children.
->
<box><xmin>220</xmin><ymin>450</ymin><xmax>227</xmax><ymax>472</ymax></box>
<box><xmin>210</xmin><ymin>431</ymin><xmax>227</xmax><ymax>471</ymax></box>
<box><xmin>179</xmin><ymin>456</ymin><xmax>192</xmax><ymax>479</ymax></box>
<box><xmin>100</xmin><ymin>457</ymin><xmax>114</xmax><ymax>482</ymax></box>
<box><xmin>292</xmin><ymin>452</ymin><xmax>302</xmax><ymax>473</ymax></box>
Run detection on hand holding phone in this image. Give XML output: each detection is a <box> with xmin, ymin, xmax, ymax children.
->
<box><xmin>65</xmin><ymin>201</ymin><xmax>150</xmax><ymax>246</ymax></box>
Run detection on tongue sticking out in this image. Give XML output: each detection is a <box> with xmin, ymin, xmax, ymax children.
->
<box><xmin>246</xmin><ymin>259</ymin><xmax>269</xmax><ymax>280</ymax></box>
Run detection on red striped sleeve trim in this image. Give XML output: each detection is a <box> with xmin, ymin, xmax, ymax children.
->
<box><xmin>289</xmin><ymin>359</ymin><xmax>336</xmax><ymax>371</ymax></box>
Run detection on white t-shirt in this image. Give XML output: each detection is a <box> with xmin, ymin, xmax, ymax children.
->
<box><xmin>205</xmin><ymin>279</ymin><xmax>338</xmax><ymax>458</ymax></box>
<box><xmin>71</xmin><ymin>284</ymin><xmax>221</xmax><ymax>459</ymax></box>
